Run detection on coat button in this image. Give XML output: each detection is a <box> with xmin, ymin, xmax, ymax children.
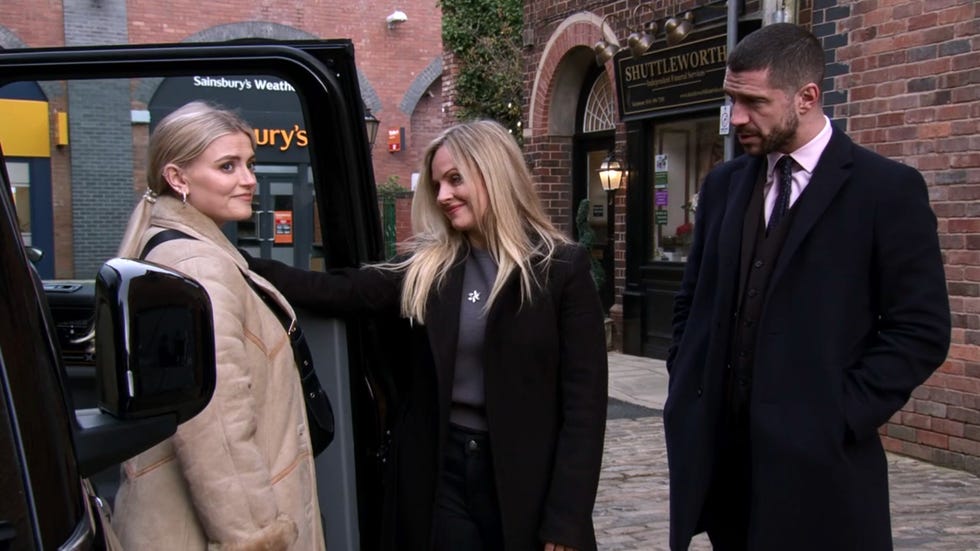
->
<box><xmin>696</xmin><ymin>386</ymin><xmax>703</xmax><ymax>397</ymax></box>
<box><xmin>467</xmin><ymin>439</ymin><xmax>479</xmax><ymax>452</ymax></box>
<box><xmin>753</xmin><ymin>259</ymin><xmax>764</xmax><ymax>268</ymax></box>
<box><xmin>747</xmin><ymin>288</ymin><xmax>758</xmax><ymax>298</ymax></box>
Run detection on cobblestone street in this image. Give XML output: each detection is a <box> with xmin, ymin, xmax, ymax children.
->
<box><xmin>595</xmin><ymin>413</ymin><xmax>980</xmax><ymax>550</ymax></box>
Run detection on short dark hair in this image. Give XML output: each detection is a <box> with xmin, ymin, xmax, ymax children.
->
<box><xmin>727</xmin><ymin>23</ymin><xmax>824</xmax><ymax>93</ymax></box>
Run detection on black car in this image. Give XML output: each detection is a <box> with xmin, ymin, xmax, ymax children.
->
<box><xmin>0</xmin><ymin>41</ymin><xmax>391</xmax><ymax>549</ymax></box>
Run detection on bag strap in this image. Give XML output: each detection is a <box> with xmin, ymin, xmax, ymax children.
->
<box><xmin>139</xmin><ymin>228</ymin><xmax>196</xmax><ymax>260</ymax></box>
<box><xmin>139</xmin><ymin>228</ymin><xmax>296</xmax><ymax>331</ymax></box>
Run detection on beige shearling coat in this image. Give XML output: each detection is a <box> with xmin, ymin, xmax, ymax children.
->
<box><xmin>112</xmin><ymin>195</ymin><xmax>324</xmax><ymax>551</ymax></box>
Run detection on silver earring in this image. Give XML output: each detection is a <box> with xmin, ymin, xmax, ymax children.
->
<box><xmin>181</xmin><ymin>190</ymin><xmax>188</xmax><ymax>204</ymax></box>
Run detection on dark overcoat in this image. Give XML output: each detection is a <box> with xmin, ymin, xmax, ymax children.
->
<box><xmin>665</xmin><ymin>126</ymin><xmax>950</xmax><ymax>550</ymax></box>
<box><xmin>255</xmin><ymin>244</ymin><xmax>608</xmax><ymax>550</ymax></box>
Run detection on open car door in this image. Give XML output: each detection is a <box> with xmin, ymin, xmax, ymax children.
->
<box><xmin>0</xmin><ymin>41</ymin><xmax>390</xmax><ymax>550</ymax></box>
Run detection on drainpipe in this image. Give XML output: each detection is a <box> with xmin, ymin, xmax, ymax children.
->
<box><xmin>723</xmin><ymin>0</ymin><xmax>738</xmax><ymax>162</ymax></box>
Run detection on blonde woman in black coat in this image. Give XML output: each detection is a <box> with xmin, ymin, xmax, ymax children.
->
<box><xmin>250</xmin><ymin>119</ymin><xmax>608</xmax><ymax>550</ymax></box>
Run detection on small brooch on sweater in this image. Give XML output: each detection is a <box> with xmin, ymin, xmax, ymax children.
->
<box><xmin>467</xmin><ymin>290</ymin><xmax>481</xmax><ymax>303</ymax></box>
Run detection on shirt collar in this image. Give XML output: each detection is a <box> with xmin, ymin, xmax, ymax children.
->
<box><xmin>767</xmin><ymin>115</ymin><xmax>832</xmax><ymax>177</ymax></box>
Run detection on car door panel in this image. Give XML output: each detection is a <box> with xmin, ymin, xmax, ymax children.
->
<box><xmin>0</xmin><ymin>41</ymin><xmax>388</xmax><ymax>550</ymax></box>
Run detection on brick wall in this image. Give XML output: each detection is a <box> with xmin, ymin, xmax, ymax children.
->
<box><xmin>64</xmin><ymin>0</ymin><xmax>133</xmax><ymax>278</ymax></box>
<box><xmin>814</xmin><ymin>0</ymin><xmax>979</xmax><ymax>474</ymax></box>
<box><xmin>0</xmin><ymin>0</ymin><xmax>64</xmax><ymax>47</ymax></box>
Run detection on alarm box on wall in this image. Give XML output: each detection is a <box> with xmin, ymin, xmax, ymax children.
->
<box><xmin>387</xmin><ymin>127</ymin><xmax>405</xmax><ymax>153</ymax></box>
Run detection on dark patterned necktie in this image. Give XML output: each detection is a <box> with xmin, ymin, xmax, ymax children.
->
<box><xmin>767</xmin><ymin>155</ymin><xmax>794</xmax><ymax>235</ymax></box>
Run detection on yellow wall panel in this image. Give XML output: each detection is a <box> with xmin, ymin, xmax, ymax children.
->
<box><xmin>0</xmin><ymin>99</ymin><xmax>51</xmax><ymax>157</ymax></box>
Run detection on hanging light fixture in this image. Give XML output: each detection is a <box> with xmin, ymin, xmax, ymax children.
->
<box><xmin>627</xmin><ymin>4</ymin><xmax>657</xmax><ymax>58</ymax></box>
<box><xmin>594</xmin><ymin>14</ymin><xmax>620</xmax><ymax>66</ymax></box>
<box><xmin>364</xmin><ymin>108</ymin><xmax>380</xmax><ymax>149</ymax></box>
<box><xmin>598</xmin><ymin>152</ymin><xmax>624</xmax><ymax>192</ymax></box>
<box><xmin>665</xmin><ymin>11</ymin><xmax>695</xmax><ymax>46</ymax></box>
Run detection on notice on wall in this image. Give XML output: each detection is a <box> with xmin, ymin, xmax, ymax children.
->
<box><xmin>655</xmin><ymin>190</ymin><xmax>669</xmax><ymax>206</ymax></box>
<box><xmin>719</xmin><ymin>104</ymin><xmax>732</xmax><ymax>135</ymax></box>
<box><xmin>655</xmin><ymin>154</ymin><xmax>668</xmax><ymax>173</ymax></box>
<box><xmin>654</xmin><ymin>171</ymin><xmax>668</xmax><ymax>189</ymax></box>
<box><xmin>274</xmin><ymin>211</ymin><xmax>293</xmax><ymax>244</ymax></box>
<box><xmin>655</xmin><ymin>209</ymin><xmax>668</xmax><ymax>226</ymax></box>
<box><xmin>388</xmin><ymin>128</ymin><xmax>403</xmax><ymax>153</ymax></box>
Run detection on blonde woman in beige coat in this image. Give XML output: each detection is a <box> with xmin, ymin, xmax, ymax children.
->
<box><xmin>112</xmin><ymin>101</ymin><xmax>324</xmax><ymax>550</ymax></box>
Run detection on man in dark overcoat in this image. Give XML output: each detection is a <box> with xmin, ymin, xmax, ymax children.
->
<box><xmin>665</xmin><ymin>23</ymin><xmax>951</xmax><ymax>550</ymax></box>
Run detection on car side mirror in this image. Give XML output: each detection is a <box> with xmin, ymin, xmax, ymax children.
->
<box><xmin>25</xmin><ymin>246</ymin><xmax>43</xmax><ymax>264</ymax></box>
<box><xmin>94</xmin><ymin>257</ymin><xmax>216</xmax><ymax>423</ymax></box>
<box><xmin>73</xmin><ymin>258</ymin><xmax>217</xmax><ymax>477</ymax></box>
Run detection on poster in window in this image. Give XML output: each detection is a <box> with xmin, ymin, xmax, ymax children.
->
<box><xmin>274</xmin><ymin>211</ymin><xmax>293</xmax><ymax>244</ymax></box>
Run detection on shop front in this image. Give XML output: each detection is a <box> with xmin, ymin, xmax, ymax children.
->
<box><xmin>619</xmin><ymin>19</ymin><xmax>758</xmax><ymax>359</ymax></box>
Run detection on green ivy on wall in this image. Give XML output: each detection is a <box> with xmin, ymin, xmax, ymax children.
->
<box><xmin>440</xmin><ymin>0</ymin><xmax>523</xmax><ymax>143</ymax></box>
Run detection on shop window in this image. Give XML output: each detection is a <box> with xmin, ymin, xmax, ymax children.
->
<box><xmin>582</xmin><ymin>76</ymin><xmax>615</xmax><ymax>133</ymax></box>
<box><xmin>650</xmin><ymin>115</ymin><xmax>723</xmax><ymax>262</ymax></box>
<box><xmin>7</xmin><ymin>161</ymin><xmax>30</xmax><ymax>245</ymax></box>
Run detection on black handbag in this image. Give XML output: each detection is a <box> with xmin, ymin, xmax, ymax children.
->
<box><xmin>140</xmin><ymin>229</ymin><xmax>334</xmax><ymax>455</ymax></box>
<box><xmin>254</xmin><ymin>287</ymin><xmax>335</xmax><ymax>455</ymax></box>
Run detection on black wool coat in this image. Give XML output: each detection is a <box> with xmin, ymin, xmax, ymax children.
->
<box><xmin>254</xmin><ymin>243</ymin><xmax>608</xmax><ymax>550</ymax></box>
<box><xmin>665</xmin><ymin>126</ymin><xmax>951</xmax><ymax>550</ymax></box>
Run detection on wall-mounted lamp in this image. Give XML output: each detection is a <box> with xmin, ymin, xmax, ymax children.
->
<box><xmin>386</xmin><ymin>10</ymin><xmax>408</xmax><ymax>29</ymax></box>
<box><xmin>665</xmin><ymin>11</ymin><xmax>695</xmax><ymax>46</ymax></box>
<box><xmin>364</xmin><ymin>108</ymin><xmax>380</xmax><ymax>149</ymax></box>
<box><xmin>627</xmin><ymin>5</ymin><xmax>657</xmax><ymax>58</ymax></box>
<box><xmin>594</xmin><ymin>14</ymin><xmax>620</xmax><ymax>66</ymax></box>
<box><xmin>596</xmin><ymin>5</ymin><xmax>699</xmax><ymax>65</ymax></box>
<box><xmin>598</xmin><ymin>152</ymin><xmax>624</xmax><ymax>193</ymax></box>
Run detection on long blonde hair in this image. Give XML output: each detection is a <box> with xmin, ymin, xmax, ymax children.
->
<box><xmin>117</xmin><ymin>101</ymin><xmax>254</xmax><ymax>257</ymax></box>
<box><xmin>395</xmin><ymin>119</ymin><xmax>569</xmax><ymax>322</ymax></box>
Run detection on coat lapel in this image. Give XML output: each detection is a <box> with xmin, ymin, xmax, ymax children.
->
<box><xmin>425</xmin><ymin>255</ymin><xmax>466</xmax><ymax>422</ymax></box>
<box><xmin>717</xmin><ymin>156</ymin><xmax>763</xmax><ymax>304</ymax></box>
<box><xmin>768</xmin><ymin>126</ymin><xmax>853</xmax><ymax>293</ymax></box>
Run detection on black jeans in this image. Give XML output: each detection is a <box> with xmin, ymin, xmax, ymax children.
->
<box><xmin>433</xmin><ymin>424</ymin><xmax>504</xmax><ymax>550</ymax></box>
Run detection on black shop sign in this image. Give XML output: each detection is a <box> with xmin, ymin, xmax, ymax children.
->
<box><xmin>149</xmin><ymin>75</ymin><xmax>309</xmax><ymax>164</ymax></box>
<box><xmin>614</xmin><ymin>30</ymin><xmax>727</xmax><ymax>120</ymax></box>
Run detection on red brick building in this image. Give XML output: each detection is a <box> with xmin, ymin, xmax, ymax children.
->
<box><xmin>522</xmin><ymin>0</ymin><xmax>979</xmax><ymax>473</ymax></box>
<box><xmin>0</xmin><ymin>0</ymin><xmax>441</xmax><ymax>276</ymax></box>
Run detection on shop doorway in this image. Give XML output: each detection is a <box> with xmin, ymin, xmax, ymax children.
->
<box><xmin>573</xmin><ymin>140</ymin><xmax>615</xmax><ymax>312</ymax></box>
<box><xmin>573</xmin><ymin>68</ymin><xmax>618</xmax><ymax>313</ymax></box>
<box><xmin>635</xmin><ymin>114</ymin><xmax>724</xmax><ymax>358</ymax></box>
<box><xmin>232</xmin><ymin>163</ymin><xmax>315</xmax><ymax>268</ymax></box>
